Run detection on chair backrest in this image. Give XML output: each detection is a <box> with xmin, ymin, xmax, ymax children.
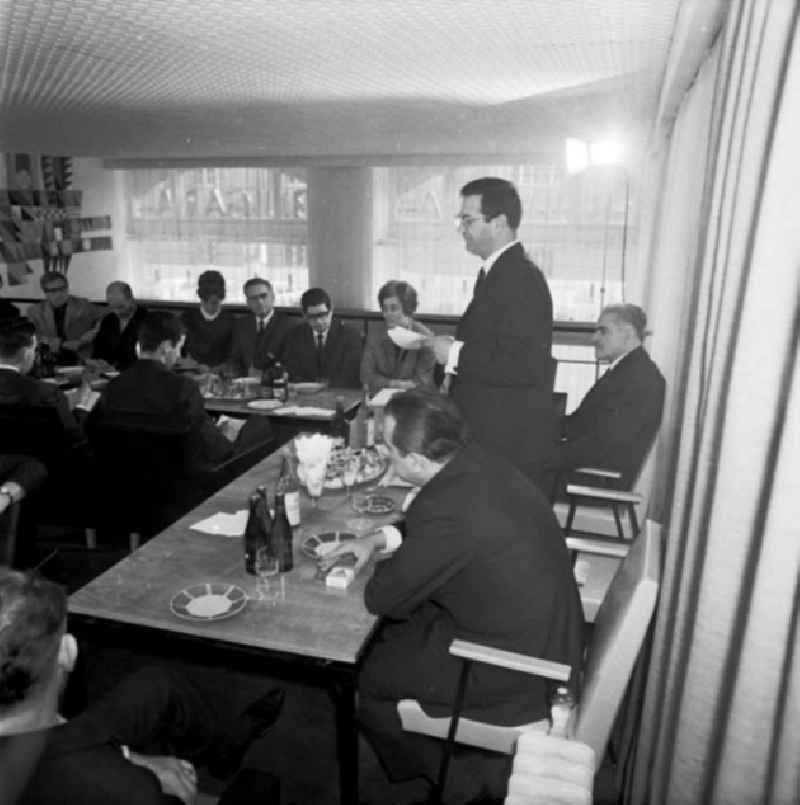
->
<box><xmin>0</xmin><ymin>404</ymin><xmax>77</xmax><ymax>465</ymax></box>
<box><xmin>573</xmin><ymin>520</ymin><xmax>661</xmax><ymax>757</ymax></box>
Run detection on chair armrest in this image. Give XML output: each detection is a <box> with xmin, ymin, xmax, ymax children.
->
<box><xmin>566</xmin><ymin>535</ymin><xmax>630</xmax><ymax>558</ymax></box>
<box><xmin>565</xmin><ymin>484</ymin><xmax>642</xmax><ymax>504</ymax></box>
<box><xmin>574</xmin><ymin>467</ymin><xmax>622</xmax><ymax>480</ymax></box>
<box><xmin>449</xmin><ymin>639</ymin><xmax>571</xmax><ymax>681</ymax></box>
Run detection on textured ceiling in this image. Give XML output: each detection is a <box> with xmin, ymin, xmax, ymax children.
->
<box><xmin>0</xmin><ymin>0</ymin><xmax>682</xmax><ymax>158</ymax></box>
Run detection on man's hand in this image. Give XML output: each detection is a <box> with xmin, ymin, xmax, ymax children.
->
<box><xmin>0</xmin><ymin>482</ymin><xmax>22</xmax><ymax>515</ymax></box>
<box><xmin>318</xmin><ymin>531</ymin><xmax>384</xmax><ymax>575</ymax></box>
<box><xmin>427</xmin><ymin>335</ymin><xmax>455</xmax><ymax>365</ymax></box>
<box><xmin>127</xmin><ymin>753</ymin><xmax>197</xmax><ymax>805</ymax></box>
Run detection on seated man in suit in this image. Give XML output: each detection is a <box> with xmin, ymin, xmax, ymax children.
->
<box><xmin>283</xmin><ymin>287</ymin><xmax>362</xmax><ymax>388</ymax></box>
<box><xmin>88</xmin><ymin>311</ymin><xmax>272</xmax><ymax>473</ymax></box>
<box><xmin>181</xmin><ymin>269</ymin><xmax>235</xmax><ymax>371</ymax></box>
<box><xmin>0</xmin><ymin>568</ymin><xmax>283</xmax><ymax>805</ymax></box>
<box><xmin>26</xmin><ymin>272</ymin><xmax>104</xmax><ymax>365</ymax></box>
<box><xmin>554</xmin><ymin>304</ymin><xmax>666</xmax><ymax>488</ymax></box>
<box><xmin>0</xmin><ymin>455</ymin><xmax>47</xmax><ymax>517</ymax></box>
<box><xmin>0</xmin><ymin>317</ymin><xmax>90</xmax><ymax>452</ymax></box>
<box><xmin>91</xmin><ymin>282</ymin><xmax>148</xmax><ymax>371</ymax></box>
<box><xmin>320</xmin><ymin>390</ymin><xmax>583</xmax><ymax>795</ymax></box>
<box><xmin>229</xmin><ymin>277</ymin><xmax>293</xmax><ymax>378</ymax></box>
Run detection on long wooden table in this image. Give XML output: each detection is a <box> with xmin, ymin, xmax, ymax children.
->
<box><xmin>204</xmin><ymin>387</ymin><xmax>362</xmax><ymax>447</ymax></box>
<box><xmin>68</xmin><ymin>448</ymin><xmax>406</xmax><ymax>804</ymax></box>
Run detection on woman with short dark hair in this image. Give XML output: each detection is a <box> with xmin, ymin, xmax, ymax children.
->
<box><xmin>360</xmin><ymin>280</ymin><xmax>435</xmax><ymax>394</ymax></box>
<box><xmin>180</xmin><ymin>270</ymin><xmax>235</xmax><ymax>370</ymax></box>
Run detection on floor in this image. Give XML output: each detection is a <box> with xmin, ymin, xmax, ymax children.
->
<box><xmin>27</xmin><ymin>528</ymin><xmax>621</xmax><ymax>805</ymax></box>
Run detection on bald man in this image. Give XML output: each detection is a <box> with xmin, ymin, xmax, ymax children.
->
<box><xmin>91</xmin><ymin>282</ymin><xmax>148</xmax><ymax>370</ymax></box>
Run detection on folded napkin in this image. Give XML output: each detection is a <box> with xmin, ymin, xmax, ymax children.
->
<box><xmin>276</xmin><ymin>405</ymin><xmax>334</xmax><ymax>418</ymax></box>
<box><xmin>190</xmin><ymin>510</ymin><xmax>248</xmax><ymax>537</ymax></box>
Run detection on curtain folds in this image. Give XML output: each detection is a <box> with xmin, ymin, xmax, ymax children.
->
<box><xmin>627</xmin><ymin>0</ymin><xmax>800</xmax><ymax>802</ymax></box>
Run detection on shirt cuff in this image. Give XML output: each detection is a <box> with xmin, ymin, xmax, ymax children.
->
<box><xmin>379</xmin><ymin>525</ymin><xmax>403</xmax><ymax>554</ymax></box>
<box><xmin>444</xmin><ymin>340</ymin><xmax>464</xmax><ymax>375</ymax></box>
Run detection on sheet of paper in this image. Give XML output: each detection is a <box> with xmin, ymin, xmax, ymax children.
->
<box><xmin>387</xmin><ymin>326</ymin><xmax>425</xmax><ymax>350</ymax></box>
<box><xmin>189</xmin><ymin>510</ymin><xmax>248</xmax><ymax>537</ymax></box>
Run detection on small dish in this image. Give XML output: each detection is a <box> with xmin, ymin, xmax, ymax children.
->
<box><xmin>289</xmin><ymin>382</ymin><xmax>326</xmax><ymax>394</ymax></box>
<box><xmin>301</xmin><ymin>531</ymin><xmax>357</xmax><ymax>559</ymax></box>
<box><xmin>352</xmin><ymin>494</ymin><xmax>396</xmax><ymax>516</ymax></box>
<box><xmin>170</xmin><ymin>582</ymin><xmax>248</xmax><ymax>622</ymax></box>
<box><xmin>247</xmin><ymin>398</ymin><xmax>283</xmax><ymax>410</ymax></box>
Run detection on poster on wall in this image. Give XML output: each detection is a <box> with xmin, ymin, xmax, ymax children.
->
<box><xmin>0</xmin><ymin>153</ymin><xmax>39</xmax><ymax>285</ymax></box>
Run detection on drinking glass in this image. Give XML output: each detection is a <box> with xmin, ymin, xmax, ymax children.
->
<box><xmin>306</xmin><ymin>466</ymin><xmax>325</xmax><ymax>508</ymax></box>
<box><xmin>342</xmin><ymin>456</ymin><xmax>359</xmax><ymax>503</ymax></box>
<box><xmin>255</xmin><ymin>548</ymin><xmax>280</xmax><ymax>603</ymax></box>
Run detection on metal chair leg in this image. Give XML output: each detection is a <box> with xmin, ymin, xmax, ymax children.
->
<box><xmin>564</xmin><ymin>501</ymin><xmax>577</xmax><ymax>537</ymax></box>
<box><xmin>628</xmin><ymin>503</ymin><xmax>639</xmax><ymax>539</ymax></box>
<box><xmin>434</xmin><ymin>659</ymin><xmax>473</xmax><ymax>802</ymax></box>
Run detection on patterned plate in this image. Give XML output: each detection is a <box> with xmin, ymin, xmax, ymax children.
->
<box><xmin>301</xmin><ymin>531</ymin><xmax>358</xmax><ymax>559</ymax></box>
<box><xmin>170</xmin><ymin>583</ymin><xmax>248</xmax><ymax>622</ymax></box>
<box><xmin>352</xmin><ymin>494</ymin><xmax>396</xmax><ymax>516</ymax></box>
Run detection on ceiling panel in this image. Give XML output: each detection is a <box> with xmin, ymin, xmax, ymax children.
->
<box><xmin>0</xmin><ymin>0</ymin><xmax>682</xmax><ymax>157</ymax></box>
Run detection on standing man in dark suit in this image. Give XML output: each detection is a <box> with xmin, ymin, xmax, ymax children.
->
<box><xmin>91</xmin><ymin>282</ymin><xmax>148</xmax><ymax>371</ymax></box>
<box><xmin>283</xmin><ymin>287</ymin><xmax>362</xmax><ymax>388</ymax></box>
<box><xmin>428</xmin><ymin>177</ymin><xmax>556</xmax><ymax>489</ymax></box>
<box><xmin>321</xmin><ymin>390</ymin><xmax>583</xmax><ymax>792</ymax></box>
<box><xmin>555</xmin><ymin>304</ymin><xmax>666</xmax><ymax>487</ymax></box>
<box><xmin>228</xmin><ymin>278</ymin><xmax>293</xmax><ymax>377</ymax></box>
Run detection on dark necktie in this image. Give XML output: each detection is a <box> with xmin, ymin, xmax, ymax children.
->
<box><xmin>257</xmin><ymin>317</ymin><xmax>266</xmax><ymax>333</ymax></box>
<box><xmin>316</xmin><ymin>333</ymin><xmax>324</xmax><ymax>373</ymax></box>
<box><xmin>473</xmin><ymin>266</ymin><xmax>486</xmax><ymax>297</ymax></box>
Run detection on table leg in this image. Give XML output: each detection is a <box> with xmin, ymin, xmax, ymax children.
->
<box><xmin>330</xmin><ymin>675</ymin><xmax>359</xmax><ymax>805</ymax></box>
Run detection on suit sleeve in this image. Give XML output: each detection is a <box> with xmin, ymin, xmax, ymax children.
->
<box><xmin>457</xmin><ymin>271</ymin><xmax>552</xmax><ymax>388</ymax></box>
<box><xmin>412</xmin><ymin>347</ymin><xmax>436</xmax><ymax>389</ymax></box>
<box><xmin>227</xmin><ymin>321</ymin><xmax>248</xmax><ymax>377</ymax></box>
<box><xmin>49</xmin><ymin>387</ymin><xmax>87</xmax><ymax>448</ymax></box>
<box><xmin>360</xmin><ymin>340</ymin><xmax>391</xmax><ymax>393</ymax></box>
<box><xmin>185</xmin><ymin>383</ymin><xmax>234</xmax><ymax>466</ymax></box>
<box><xmin>339</xmin><ymin>328</ymin><xmax>363</xmax><ymax>388</ymax></box>
<box><xmin>0</xmin><ymin>454</ymin><xmax>47</xmax><ymax>491</ymax></box>
<box><xmin>364</xmin><ymin>511</ymin><xmax>472</xmax><ymax>619</ymax></box>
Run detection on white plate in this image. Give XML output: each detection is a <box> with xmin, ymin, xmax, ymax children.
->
<box><xmin>289</xmin><ymin>382</ymin><xmax>326</xmax><ymax>394</ymax></box>
<box><xmin>247</xmin><ymin>399</ymin><xmax>283</xmax><ymax>410</ymax></box>
<box><xmin>387</xmin><ymin>326</ymin><xmax>425</xmax><ymax>350</ymax></box>
<box><xmin>170</xmin><ymin>583</ymin><xmax>248</xmax><ymax>622</ymax></box>
<box><xmin>232</xmin><ymin>377</ymin><xmax>261</xmax><ymax>385</ymax></box>
<box><xmin>55</xmin><ymin>365</ymin><xmax>84</xmax><ymax>376</ymax></box>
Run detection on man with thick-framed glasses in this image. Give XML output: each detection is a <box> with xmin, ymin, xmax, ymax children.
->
<box><xmin>427</xmin><ymin>177</ymin><xmax>557</xmax><ymax>490</ymax></box>
<box><xmin>26</xmin><ymin>272</ymin><xmax>103</xmax><ymax>365</ymax></box>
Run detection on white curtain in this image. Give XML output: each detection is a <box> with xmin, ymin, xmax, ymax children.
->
<box><xmin>627</xmin><ymin>0</ymin><xmax>800</xmax><ymax>801</ymax></box>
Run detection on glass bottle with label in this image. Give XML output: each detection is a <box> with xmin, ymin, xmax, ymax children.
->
<box><xmin>277</xmin><ymin>453</ymin><xmax>301</xmax><ymax>526</ymax></box>
<box><xmin>244</xmin><ymin>491</ymin><xmax>272</xmax><ymax>574</ymax></box>
<box><xmin>549</xmin><ymin>685</ymin><xmax>575</xmax><ymax>738</ymax></box>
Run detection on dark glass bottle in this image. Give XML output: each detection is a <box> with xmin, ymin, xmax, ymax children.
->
<box><xmin>330</xmin><ymin>397</ymin><xmax>348</xmax><ymax>448</ymax></box>
<box><xmin>277</xmin><ymin>453</ymin><xmax>301</xmax><ymax>526</ymax></box>
<box><xmin>272</xmin><ymin>362</ymin><xmax>288</xmax><ymax>403</ymax></box>
<box><xmin>260</xmin><ymin>352</ymin><xmax>278</xmax><ymax>398</ymax></box>
<box><xmin>272</xmin><ymin>493</ymin><xmax>293</xmax><ymax>572</ymax></box>
<box><xmin>243</xmin><ymin>488</ymin><xmax>272</xmax><ymax>574</ymax></box>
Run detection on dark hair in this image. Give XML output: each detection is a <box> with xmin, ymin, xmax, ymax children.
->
<box><xmin>197</xmin><ymin>270</ymin><xmax>226</xmax><ymax>300</ymax></box>
<box><xmin>39</xmin><ymin>271</ymin><xmax>68</xmax><ymax>292</ymax></box>
<box><xmin>301</xmin><ymin>287</ymin><xmax>332</xmax><ymax>312</ymax></box>
<box><xmin>602</xmin><ymin>304</ymin><xmax>648</xmax><ymax>341</ymax></box>
<box><xmin>378</xmin><ymin>281</ymin><xmax>418</xmax><ymax>315</ymax></box>
<box><xmin>0</xmin><ymin>317</ymin><xmax>35</xmax><ymax>360</ymax></box>
<box><xmin>243</xmin><ymin>277</ymin><xmax>273</xmax><ymax>296</ymax></box>
<box><xmin>460</xmin><ymin>177</ymin><xmax>522</xmax><ymax>230</ymax></box>
<box><xmin>385</xmin><ymin>389</ymin><xmax>468</xmax><ymax>462</ymax></box>
<box><xmin>137</xmin><ymin>310</ymin><xmax>184</xmax><ymax>352</ymax></box>
<box><xmin>106</xmin><ymin>281</ymin><xmax>133</xmax><ymax>300</ymax></box>
<box><xmin>0</xmin><ymin>569</ymin><xmax>67</xmax><ymax>709</ymax></box>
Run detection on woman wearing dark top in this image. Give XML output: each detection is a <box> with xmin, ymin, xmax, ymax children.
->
<box><xmin>360</xmin><ymin>280</ymin><xmax>435</xmax><ymax>394</ymax></box>
<box><xmin>180</xmin><ymin>270</ymin><xmax>235</xmax><ymax>370</ymax></box>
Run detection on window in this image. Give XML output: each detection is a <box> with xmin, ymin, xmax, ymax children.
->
<box><xmin>121</xmin><ymin>167</ymin><xmax>308</xmax><ymax>305</ymax></box>
<box><xmin>371</xmin><ymin>163</ymin><xmax>633</xmax><ymax>320</ymax></box>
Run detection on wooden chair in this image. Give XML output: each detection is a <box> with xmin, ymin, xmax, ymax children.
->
<box><xmin>397</xmin><ymin>521</ymin><xmax>662</xmax><ymax>800</ymax></box>
<box><xmin>86</xmin><ymin>410</ymin><xmax>272</xmax><ymax>550</ymax></box>
<box><xmin>563</xmin><ymin>466</ymin><xmax>642</xmax><ymax>540</ymax></box>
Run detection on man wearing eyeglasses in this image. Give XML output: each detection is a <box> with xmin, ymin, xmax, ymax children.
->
<box><xmin>427</xmin><ymin>177</ymin><xmax>557</xmax><ymax>490</ymax></box>
<box><xmin>229</xmin><ymin>277</ymin><xmax>293</xmax><ymax>377</ymax></box>
<box><xmin>26</xmin><ymin>272</ymin><xmax>103</xmax><ymax>365</ymax></box>
<box><xmin>282</xmin><ymin>287</ymin><xmax>362</xmax><ymax>388</ymax></box>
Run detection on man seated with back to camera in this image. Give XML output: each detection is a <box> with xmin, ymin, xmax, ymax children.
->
<box><xmin>282</xmin><ymin>287</ymin><xmax>362</xmax><ymax>388</ymax></box>
<box><xmin>87</xmin><ymin>311</ymin><xmax>273</xmax><ymax>472</ymax></box>
<box><xmin>320</xmin><ymin>390</ymin><xmax>583</xmax><ymax>799</ymax></box>
<box><xmin>551</xmin><ymin>303</ymin><xmax>666</xmax><ymax>490</ymax></box>
<box><xmin>0</xmin><ymin>568</ymin><xmax>284</xmax><ymax>805</ymax></box>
